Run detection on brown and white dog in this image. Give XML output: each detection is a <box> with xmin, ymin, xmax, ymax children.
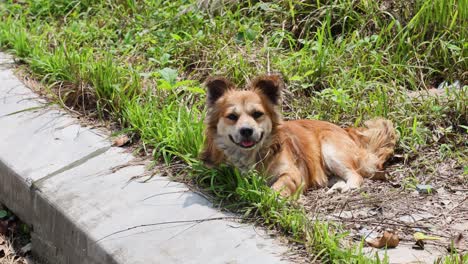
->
<box><xmin>200</xmin><ymin>74</ymin><xmax>397</xmax><ymax>196</ymax></box>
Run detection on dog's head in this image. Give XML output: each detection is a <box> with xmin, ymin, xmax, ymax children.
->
<box><xmin>203</xmin><ymin>75</ymin><xmax>284</xmax><ymax>157</ymax></box>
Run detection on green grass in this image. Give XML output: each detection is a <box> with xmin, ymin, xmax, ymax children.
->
<box><xmin>0</xmin><ymin>0</ymin><xmax>466</xmax><ymax>262</ymax></box>
<box><xmin>439</xmin><ymin>253</ymin><xmax>468</xmax><ymax>264</ymax></box>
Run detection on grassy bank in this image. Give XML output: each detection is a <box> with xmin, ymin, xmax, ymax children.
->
<box><xmin>0</xmin><ymin>0</ymin><xmax>466</xmax><ymax>262</ymax></box>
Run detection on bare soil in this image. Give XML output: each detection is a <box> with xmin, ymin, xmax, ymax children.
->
<box><xmin>0</xmin><ymin>207</ymin><xmax>36</xmax><ymax>264</ymax></box>
<box><xmin>300</xmin><ymin>148</ymin><xmax>468</xmax><ymax>257</ymax></box>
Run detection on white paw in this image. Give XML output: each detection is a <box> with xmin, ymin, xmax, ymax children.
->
<box><xmin>327</xmin><ymin>180</ymin><xmax>360</xmax><ymax>194</ymax></box>
<box><xmin>327</xmin><ymin>181</ymin><xmax>349</xmax><ymax>194</ymax></box>
<box><xmin>346</xmin><ymin>180</ymin><xmax>361</xmax><ymax>191</ymax></box>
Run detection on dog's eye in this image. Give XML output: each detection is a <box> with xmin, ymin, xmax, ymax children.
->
<box><xmin>252</xmin><ymin>111</ymin><xmax>264</xmax><ymax>119</ymax></box>
<box><xmin>226</xmin><ymin>113</ymin><xmax>238</xmax><ymax>121</ymax></box>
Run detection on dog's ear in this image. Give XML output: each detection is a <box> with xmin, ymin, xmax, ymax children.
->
<box><xmin>251</xmin><ymin>74</ymin><xmax>284</xmax><ymax>105</ymax></box>
<box><xmin>205</xmin><ymin>76</ymin><xmax>233</xmax><ymax>106</ymax></box>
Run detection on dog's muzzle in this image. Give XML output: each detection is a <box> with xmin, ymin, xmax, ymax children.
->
<box><xmin>229</xmin><ymin>132</ymin><xmax>264</xmax><ymax>149</ymax></box>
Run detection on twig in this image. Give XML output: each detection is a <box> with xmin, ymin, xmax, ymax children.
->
<box><xmin>141</xmin><ymin>190</ymin><xmax>189</xmax><ymax>201</ymax></box>
<box><xmin>364</xmin><ymin>216</ymin><xmax>386</xmax><ymax>241</ymax></box>
<box><xmin>446</xmin><ymin>196</ymin><xmax>468</xmax><ymax>214</ymax></box>
<box><xmin>335</xmin><ymin>218</ymin><xmax>428</xmax><ymax>229</ymax></box>
<box><xmin>0</xmin><ymin>105</ymin><xmax>50</xmax><ymax>118</ymax></box>
<box><xmin>96</xmin><ymin>216</ymin><xmax>245</xmax><ymax>242</ymax></box>
<box><xmin>337</xmin><ymin>198</ymin><xmax>350</xmax><ymax>218</ymax></box>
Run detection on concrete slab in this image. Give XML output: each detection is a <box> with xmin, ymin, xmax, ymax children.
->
<box><xmin>0</xmin><ymin>58</ymin><xmax>109</xmax><ymax>224</ymax></box>
<box><xmin>0</xmin><ymin>67</ymin><xmax>109</xmax><ymax>183</ymax></box>
<box><xmin>0</xmin><ymin>52</ymin><xmax>288</xmax><ymax>264</ymax></box>
<box><xmin>37</xmin><ymin>147</ymin><xmax>281</xmax><ymax>264</ymax></box>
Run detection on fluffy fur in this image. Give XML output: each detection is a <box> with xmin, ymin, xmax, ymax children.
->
<box><xmin>201</xmin><ymin>74</ymin><xmax>397</xmax><ymax>196</ymax></box>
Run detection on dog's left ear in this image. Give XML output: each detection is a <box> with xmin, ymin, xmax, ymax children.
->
<box><xmin>250</xmin><ymin>74</ymin><xmax>284</xmax><ymax>105</ymax></box>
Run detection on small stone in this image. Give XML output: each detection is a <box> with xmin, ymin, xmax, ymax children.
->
<box><xmin>416</xmin><ymin>184</ymin><xmax>434</xmax><ymax>194</ymax></box>
<box><xmin>399</xmin><ymin>212</ymin><xmax>434</xmax><ymax>224</ymax></box>
<box><xmin>441</xmin><ymin>200</ymin><xmax>451</xmax><ymax>206</ymax></box>
<box><xmin>332</xmin><ymin>211</ymin><xmax>353</xmax><ymax>219</ymax></box>
<box><xmin>399</xmin><ymin>215</ymin><xmax>416</xmax><ymax>224</ymax></box>
<box><xmin>446</xmin><ymin>216</ymin><xmax>453</xmax><ymax>224</ymax></box>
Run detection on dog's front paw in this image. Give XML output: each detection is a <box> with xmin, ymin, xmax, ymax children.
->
<box><xmin>327</xmin><ymin>180</ymin><xmax>360</xmax><ymax>194</ymax></box>
<box><xmin>326</xmin><ymin>181</ymin><xmax>349</xmax><ymax>194</ymax></box>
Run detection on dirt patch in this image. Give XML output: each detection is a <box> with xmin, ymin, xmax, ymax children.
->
<box><xmin>300</xmin><ymin>148</ymin><xmax>468</xmax><ymax>260</ymax></box>
<box><xmin>0</xmin><ymin>235</ymin><xmax>33</xmax><ymax>264</ymax></box>
<box><xmin>0</xmin><ymin>206</ymin><xmax>36</xmax><ymax>264</ymax></box>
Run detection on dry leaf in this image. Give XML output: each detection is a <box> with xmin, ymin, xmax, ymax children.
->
<box><xmin>414</xmin><ymin>232</ymin><xmax>441</xmax><ymax>241</ymax></box>
<box><xmin>367</xmin><ymin>231</ymin><xmax>399</xmax><ymax>248</ymax></box>
<box><xmin>112</xmin><ymin>135</ymin><xmax>129</xmax><ymax>147</ymax></box>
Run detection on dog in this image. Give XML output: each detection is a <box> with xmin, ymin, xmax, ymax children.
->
<box><xmin>200</xmin><ymin>74</ymin><xmax>397</xmax><ymax>196</ymax></box>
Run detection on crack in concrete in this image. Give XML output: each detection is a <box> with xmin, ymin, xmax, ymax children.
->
<box><xmin>33</xmin><ymin>146</ymin><xmax>111</xmax><ymax>188</ymax></box>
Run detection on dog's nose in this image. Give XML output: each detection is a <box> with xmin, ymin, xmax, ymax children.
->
<box><xmin>239</xmin><ymin>127</ymin><xmax>253</xmax><ymax>137</ymax></box>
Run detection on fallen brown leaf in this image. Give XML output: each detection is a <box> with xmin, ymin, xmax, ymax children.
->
<box><xmin>112</xmin><ymin>135</ymin><xmax>130</xmax><ymax>147</ymax></box>
<box><xmin>367</xmin><ymin>231</ymin><xmax>399</xmax><ymax>248</ymax></box>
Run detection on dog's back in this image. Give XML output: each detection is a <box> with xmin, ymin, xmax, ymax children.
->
<box><xmin>268</xmin><ymin>119</ymin><xmax>397</xmax><ymax>194</ymax></box>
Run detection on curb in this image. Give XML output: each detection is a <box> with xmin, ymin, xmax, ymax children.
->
<box><xmin>0</xmin><ymin>53</ymin><xmax>288</xmax><ymax>264</ymax></box>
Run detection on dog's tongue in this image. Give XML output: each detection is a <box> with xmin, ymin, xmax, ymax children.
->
<box><xmin>240</xmin><ymin>140</ymin><xmax>255</xmax><ymax>147</ymax></box>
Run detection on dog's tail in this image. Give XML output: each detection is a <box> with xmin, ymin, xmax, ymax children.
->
<box><xmin>347</xmin><ymin>118</ymin><xmax>398</xmax><ymax>177</ymax></box>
